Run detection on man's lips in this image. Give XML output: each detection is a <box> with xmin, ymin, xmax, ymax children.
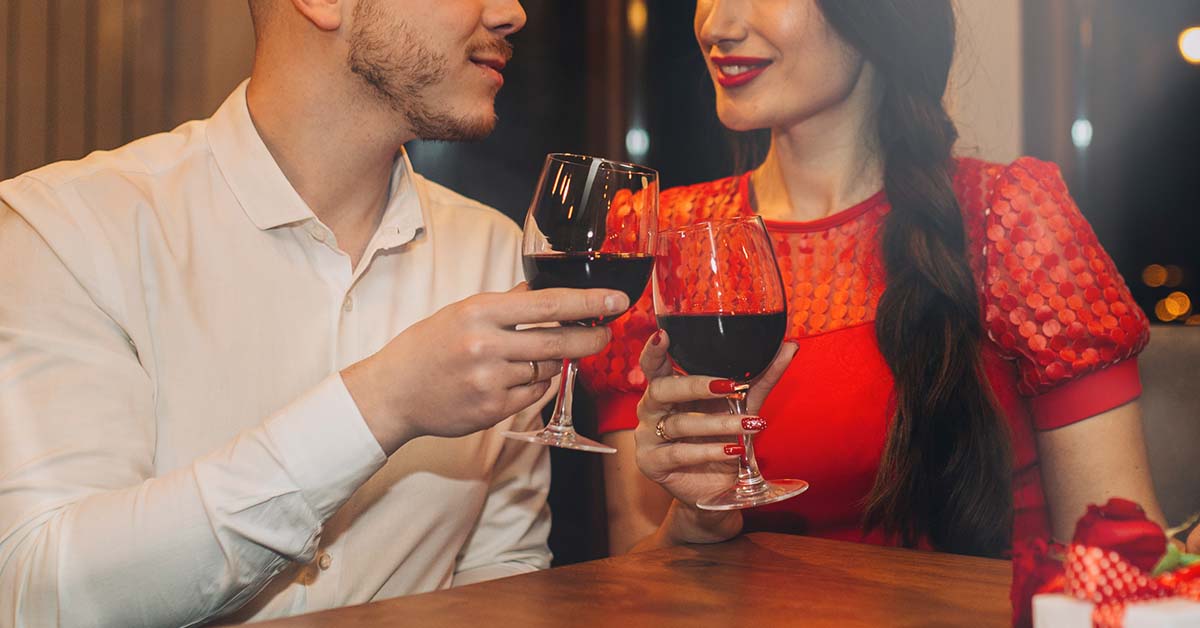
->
<box><xmin>470</xmin><ymin>56</ymin><xmax>507</xmax><ymax>72</ymax></box>
<box><xmin>710</xmin><ymin>55</ymin><xmax>772</xmax><ymax>88</ymax></box>
<box><xmin>470</xmin><ymin>56</ymin><xmax>507</xmax><ymax>86</ymax></box>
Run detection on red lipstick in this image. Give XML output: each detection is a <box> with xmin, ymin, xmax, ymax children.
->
<box><xmin>709</xmin><ymin>55</ymin><xmax>772</xmax><ymax>88</ymax></box>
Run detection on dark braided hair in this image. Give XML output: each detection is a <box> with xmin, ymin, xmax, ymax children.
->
<box><xmin>812</xmin><ymin>0</ymin><xmax>1013</xmax><ymax>556</ymax></box>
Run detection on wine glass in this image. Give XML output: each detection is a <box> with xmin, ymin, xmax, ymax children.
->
<box><xmin>501</xmin><ymin>153</ymin><xmax>658</xmax><ymax>454</ymax></box>
<box><xmin>652</xmin><ymin>216</ymin><xmax>808</xmax><ymax>509</ymax></box>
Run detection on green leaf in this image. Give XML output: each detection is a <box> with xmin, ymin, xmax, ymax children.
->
<box><xmin>1152</xmin><ymin>544</ymin><xmax>1182</xmax><ymax>576</ymax></box>
<box><xmin>1181</xmin><ymin>552</ymin><xmax>1200</xmax><ymax>567</ymax></box>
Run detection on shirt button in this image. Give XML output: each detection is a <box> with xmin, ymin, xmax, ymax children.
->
<box><xmin>342</xmin><ymin>296</ymin><xmax>354</xmax><ymax>312</ymax></box>
<box><xmin>317</xmin><ymin>552</ymin><xmax>332</xmax><ymax>570</ymax></box>
<box><xmin>307</xmin><ymin>224</ymin><xmax>326</xmax><ymax>242</ymax></box>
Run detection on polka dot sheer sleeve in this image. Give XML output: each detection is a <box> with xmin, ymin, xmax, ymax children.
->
<box><xmin>980</xmin><ymin>158</ymin><xmax>1150</xmax><ymax>429</ymax></box>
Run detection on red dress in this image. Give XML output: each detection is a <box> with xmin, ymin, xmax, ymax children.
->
<box><xmin>580</xmin><ymin>157</ymin><xmax>1150</xmax><ymax>550</ymax></box>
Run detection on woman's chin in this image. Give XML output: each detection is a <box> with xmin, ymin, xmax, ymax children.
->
<box><xmin>715</xmin><ymin>105</ymin><xmax>770</xmax><ymax>134</ymax></box>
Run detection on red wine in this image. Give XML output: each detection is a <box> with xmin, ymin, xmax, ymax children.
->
<box><xmin>523</xmin><ymin>252</ymin><xmax>654</xmax><ymax>326</ymax></box>
<box><xmin>656</xmin><ymin>312</ymin><xmax>787</xmax><ymax>381</ymax></box>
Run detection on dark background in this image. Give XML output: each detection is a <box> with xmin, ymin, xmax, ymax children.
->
<box><xmin>1024</xmin><ymin>0</ymin><xmax>1200</xmax><ymax>321</ymax></box>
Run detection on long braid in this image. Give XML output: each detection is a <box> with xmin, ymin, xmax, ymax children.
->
<box><xmin>818</xmin><ymin>0</ymin><xmax>1013</xmax><ymax>556</ymax></box>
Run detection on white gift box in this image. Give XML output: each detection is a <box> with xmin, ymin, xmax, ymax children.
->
<box><xmin>1034</xmin><ymin>593</ymin><xmax>1200</xmax><ymax>627</ymax></box>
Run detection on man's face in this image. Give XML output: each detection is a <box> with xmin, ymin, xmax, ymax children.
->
<box><xmin>347</xmin><ymin>0</ymin><xmax>526</xmax><ymax>141</ymax></box>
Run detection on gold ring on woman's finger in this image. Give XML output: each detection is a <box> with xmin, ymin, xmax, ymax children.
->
<box><xmin>655</xmin><ymin>414</ymin><xmax>674</xmax><ymax>442</ymax></box>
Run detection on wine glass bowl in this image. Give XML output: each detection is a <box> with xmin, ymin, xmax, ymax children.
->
<box><xmin>502</xmin><ymin>153</ymin><xmax>658</xmax><ymax>454</ymax></box>
<box><xmin>652</xmin><ymin>216</ymin><xmax>808</xmax><ymax>509</ymax></box>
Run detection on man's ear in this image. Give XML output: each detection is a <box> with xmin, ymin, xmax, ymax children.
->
<box><xmin>289</xmin><ymin>0</ymin><xmax>343</xmax><ymax>32</ymax></box>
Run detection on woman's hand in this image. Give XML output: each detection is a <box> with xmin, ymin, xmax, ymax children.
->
<box><xmin>632</xmin><ymin>329</ymin><xmax>797</xmax><ymax>545</ymax></box>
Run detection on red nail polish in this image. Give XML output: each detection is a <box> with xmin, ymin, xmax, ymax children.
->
<box><xmin>741</xmin><ymin>417</ymin><xmax>767</xmax><ymax>431</ymax></box>
<box><xmin>650</xmin><ymin>330</ymin><xmax>662</xmax><ymax>346</ymax></box>
<box><xmin>724</xmin><ymin>444</ymin><xmax>745</xmax><ymax>456</ymax></box>
<box><xmin>709</xmin><ymin>379</ymin><xmax>736</xmax><ymax>395</ymax></box>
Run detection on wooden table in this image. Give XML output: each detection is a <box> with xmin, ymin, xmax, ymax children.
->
<box><xmin>247</xmin><ymin>533</ymin><xmax>1012</xmax><ymax>627</ymax></box>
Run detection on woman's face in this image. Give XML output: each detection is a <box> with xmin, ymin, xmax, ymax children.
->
<box><xmin>694</xmin><ymin>0</ymin><xmax>867</xmax><ymax>132</ymax></box>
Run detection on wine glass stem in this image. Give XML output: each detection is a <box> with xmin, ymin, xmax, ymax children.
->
<box><xmin>546</xmin><ymin>358</ymin><xmax>578</xmax><ymax>434</ymax></box>
<box><xmin>727</xmin><ymin>392</ymin><xmax>766</xmax><ymax>495</ymax></box>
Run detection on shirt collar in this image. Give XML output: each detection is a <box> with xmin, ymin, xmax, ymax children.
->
<box><xmin>374</xmin><ymin>150</ymin><xmax>427</xmax><ymax>250</ymax></box>
<box><xmin>206</xmin><ymin>80</ymin><xmax>426</xmax><ymax>245</ymax></box>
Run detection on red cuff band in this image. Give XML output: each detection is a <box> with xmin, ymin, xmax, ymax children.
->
<box><xmin>1031</xmin><ymin>358</ymin><xmax>1143</xmax><ymax>430</ymax></box>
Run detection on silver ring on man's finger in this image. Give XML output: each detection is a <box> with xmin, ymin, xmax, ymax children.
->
<box><xmin>655</xmin><ymin>414</ymin><xmax>674</xmax><ymax>442</ymax></box>
<box><xmin>526</xmin><ymin>360</ymin><xmax>540</xmax><ymax>386</ymax></box>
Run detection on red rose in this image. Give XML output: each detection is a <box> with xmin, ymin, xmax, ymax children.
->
<box><xmin>1072</xmin><ymin>498</ymin><xmax>1167</xmax><ymax>573</ymax></box>
<box><xmin>1011</xmin><ymin>538</ymin><xmax>1065</xmax><ymax>628</ymax></box>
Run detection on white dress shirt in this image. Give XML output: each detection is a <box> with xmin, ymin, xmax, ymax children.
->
<box><xmin>0</xmin><ymin>81</ymin><xmax>551</xmax><ymax>627</ymax></box>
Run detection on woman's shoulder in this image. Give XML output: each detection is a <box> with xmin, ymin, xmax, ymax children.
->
<box><xmin>953</xmin><ymin>156</ymin><xmax>1070</xmax><ymax>215</ymax></box>
<box><xmin>658</xmin><ymin>175</ymin><xmax>749</xmax><ymax>228</ymax></box>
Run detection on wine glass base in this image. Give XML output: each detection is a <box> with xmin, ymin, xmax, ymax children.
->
<box><xmin>696</xmin><ymin>479</ymin><xmax>809</xmax><ymax>511</ymax></box>
<box><xmin>501</xmin><ymin>428</ymin><xmax>617</xmax><ymax>454</ymax></box>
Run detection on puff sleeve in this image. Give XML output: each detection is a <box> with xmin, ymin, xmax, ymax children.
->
<box><xmin>981</xmin><ymin>158</ymin><xmax>1151</xmax><ymax>430</ymax></box>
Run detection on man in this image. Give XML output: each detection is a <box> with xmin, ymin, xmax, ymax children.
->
<box><xmin>0</xmin><ymin>1</ymin><xmax>626</xmax><ymax>625</ymax></box>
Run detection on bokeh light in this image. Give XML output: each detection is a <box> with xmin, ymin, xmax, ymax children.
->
<box><xmin>1155</xmin><ymin>299</ymin><xmax>1176</xmax><ymax>322</ymax></box>
<box><xmin>1164</xmin><ymin>265</ymin><xmax>1184</xmax><ymax>288</ymax></box>
<box><xmin>625</xmin><ymin>127</ymin><xmax>650</xmax><ymax>159</ymax></box>
<box><xmin>1181</xmin><ymin>27</ymin><xmax>1200</xmax><ymax>64</ymax></box>
<box><xmin>1167</xmin><ymin>292</ymin><xmax>1192</xmax><ymax>316</ymax></box>
<box><xmin>1071</xmin><ymin>118</ymin><xmax>1093</xmax><ymax>149</ymax></box>
<box><xmin>1142</xmin><ymin>264</ymin><xmax>1167</xmax><ymax>287</ymax></box>
<box><xmin>627</xmin><ymin>0</ymin><xmax>648</xmax><ymax>38</ymax></box>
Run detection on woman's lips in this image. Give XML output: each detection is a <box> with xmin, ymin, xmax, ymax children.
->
<box><xmin>710</xmin><ymin>56</ymin><xmax>772</xmax><ymax>88</ymax></box>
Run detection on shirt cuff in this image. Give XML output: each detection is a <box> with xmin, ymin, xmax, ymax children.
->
<box><xmin>262</xmin><ymin>374</ymin><xmax>387</xmax><ymax>521</ymax></box>
<box><xmin>452</xmin><ymin>561</ymin><xmax>540</xmax><ymax>587</ymax></box>
<box><xmin>1031</xmin><ymin>358</ymin><xmax>1143</xmax><ymax>431</ymax></box>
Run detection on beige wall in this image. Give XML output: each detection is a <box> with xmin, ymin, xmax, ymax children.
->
<box><xmin>0</xmin><ymin>0</ymin><xmax>255</xmax><ymax>181</ymax></box>
<box><xmin>950</xmin><ymin>0</ymin><xmax>1024</xmax><ymax>163</ymax></box>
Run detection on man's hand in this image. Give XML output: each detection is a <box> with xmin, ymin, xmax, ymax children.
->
<box><xmin>342</xmin><ymin>283</ymin><xmax>628</xmax><ymax>454</ymax></box>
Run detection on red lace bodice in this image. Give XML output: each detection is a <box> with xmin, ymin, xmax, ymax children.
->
<box><xmin>585</xmin><ymin>157</ymin><xmax>1148</xmax><ymax>397</ymax></box>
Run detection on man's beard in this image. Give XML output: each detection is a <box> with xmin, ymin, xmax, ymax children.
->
<box><xmin>347</xmin><ymin>2</ymin><xmax>509</xmax><ymax>142</ymax></box>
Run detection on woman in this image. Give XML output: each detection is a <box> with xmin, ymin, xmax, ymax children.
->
<box><xmin>580</xmin><ymin>0</ymin><xmax>1198</xmax><ymax>560</ymax></box>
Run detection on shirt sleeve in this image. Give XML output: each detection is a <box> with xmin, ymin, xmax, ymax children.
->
<box><xmin>0</xmin><ymin>203</ymin><xmax>387</xmax><ymax>627</ymax></box>
<box><xmin>451</xmin><ymin>397</ymin><xmax>553</xmax><ymax>586</ymax></box>
<box><xmin>980</xmin><ymin>157</ymin><xmax>1151</xmax><ymax>430</ymax></box>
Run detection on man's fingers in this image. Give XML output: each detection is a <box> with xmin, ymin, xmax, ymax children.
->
<box><xmin>501</xmin><ymin>359</ymin><xmax>561</xmax><ymax>388</ymax></box>
<box><xmin>505</xmin><ymin>326</ymin><xmax>613</xmax><ymax>361</ymax></box>
<box><xmin>747</xmin><ymin>341</ymin><xmax>798</xmax><ymax>410</ymax></box>
<box><xmin>486</xmin><ymin>288</ymin><xmax>629</xmax><ymax>327</ymax></box>
<box><xmin>503</xmin><ymin>378</ymin><xmax>554</xmax><ymax>418</ymax></box>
